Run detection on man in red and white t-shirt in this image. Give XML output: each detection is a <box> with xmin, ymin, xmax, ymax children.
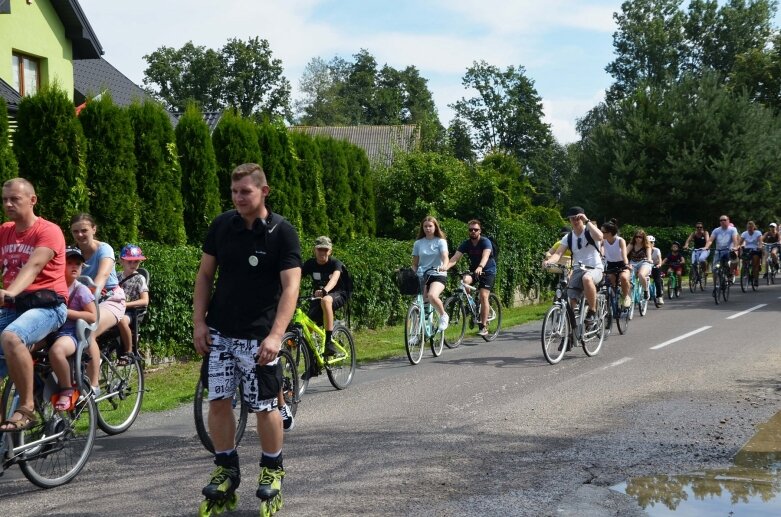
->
<box><xmin>0</xmin><ymin>178</ymin><xmax>68</xmax><ymax>432</ymax></box>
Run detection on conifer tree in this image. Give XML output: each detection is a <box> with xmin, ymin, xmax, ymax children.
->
<box><xmin>211</xmin><ymin>110</ymin><xmax>261</xmax><ymax>209</ymax></box>
<box><xmin>175</xmin><ymin>104</ymin><xmax>221</xmax><ymax>243</ymax></box>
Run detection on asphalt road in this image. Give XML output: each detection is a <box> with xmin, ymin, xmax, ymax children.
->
<box><xmin>2</xmin><ymin>281</ymin><xmax>781</xmax><ymax>516</ymax></box>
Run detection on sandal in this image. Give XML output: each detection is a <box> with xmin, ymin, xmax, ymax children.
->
<box><xmin>54</xmin><ymin>388</ymin><xmax>76</xmax><ymax>411</ymax></box>
<box><xmin>0</xmin><ymin>406</ymin><xmax>38</xmax><ymax>432</ymax></box>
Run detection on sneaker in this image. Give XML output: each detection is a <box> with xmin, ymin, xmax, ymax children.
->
<box><xmin>323</xmin><ymin>342</ymin><xmax>339</xmax><ymax>359</ymax></box>
<box><xmin>656</xmin><ymin>297</ymin><xmax>664</xmax><ymax>305</ymax></box>
<box><xmin>279</xmin><ymin>404</ymin><xmax>295</xmax><ymax>433</ymax></box>
<box><xmin>91</xmin><ymin>385</ymin><xmax>101</xmax><ymax>398</ymax></box>
<box><xmin>477</xmin><ymin>325</ymin><xmax>488</xmax><ymax>337</ymax></box>
<box><xmin>585</xmin><ymin>311</ymin><xmax>597</xmax><ymax>330</ymax></box>
<box><xmin>439</xmin><ymin>313</ymin><xmax>449</xmax><ymax>331</ymax></box>
<box><xmin>622</xmin><ymin>295</ymin><xmax>632</xmax><ymax>308</ymax></box>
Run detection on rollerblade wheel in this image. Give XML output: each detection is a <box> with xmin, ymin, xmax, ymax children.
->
<box><xmin>260</xmin><ymin>493</ymin><xmax>284</xmax><ymax>516</ymax></box>
<box><xmin>199</xmin><ymin>493</ymin><xmax>238</xmax><ymax>516</ymax></box>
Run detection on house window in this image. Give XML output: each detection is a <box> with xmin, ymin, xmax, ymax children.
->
<box><xmin>11</xmin><ymin>53</ymin><xmax>40</xmax><ymax>96</ymax></box>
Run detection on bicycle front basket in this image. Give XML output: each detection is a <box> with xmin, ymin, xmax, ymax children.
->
<box><xmin>395</xmin><ymin>267</ymin><xmax>420</xmax><ymax>295</ymax></box>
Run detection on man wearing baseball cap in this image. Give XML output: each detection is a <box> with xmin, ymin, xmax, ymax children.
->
<box><xmin>543</xmin><ymin>207</ymin><xmax>604</xmax><ymax>326</ymax></box>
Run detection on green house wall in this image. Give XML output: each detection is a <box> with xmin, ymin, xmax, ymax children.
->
<box><xmin>0</xmin><ymin>0</ymin><xmax>74</xmax><ymax>99</ymax></box>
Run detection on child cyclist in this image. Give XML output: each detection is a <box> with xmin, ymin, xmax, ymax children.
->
<box><xmin>48</xmin><ymin>247</ymin><xmax>97</xmax><ymax>410</ymax></box>
<box><xmin>660</xmin><ymin>241</ymin><xmax>685</xmax><ymax>296</ymax></box>
<box><xmin>115</xmin><ymin>244</ymin><xmax>150</xmax><ymax>365</ymax></box>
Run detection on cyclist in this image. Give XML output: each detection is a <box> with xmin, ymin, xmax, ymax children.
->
<box><xmin>648</xmin><ymin>236</ymin><xmax>664</xmax><ymax>305</ymax></box>
<box><xmin>542</xmin><ymin>207</ymin><xmax>603</xmax><ymax>327</ymax></box>
<box><xmin>445</xmin><ymin>219</ymin><xmax>496</xmax><ymax>336</ymax></box>
<box><xmin>626</xmin><ymin>230</ymin><xmax>653</xmax><ymax>301</ymax></box>
<box><xmin>684</xmin><ymin>222</ymin><xmax>709</xmax><ymax>284</ymax></box>
<box><xmin>762</xmin><ymin>222</ymin><xmax>780</xmax><ymax>276</ymax></box>
<box><xmin>302</xmin><ymin>236</ymin><xmax>349</xmax><ymax>358</ymax></box>
<box><xmin>660</xmin><ymin>242</ymin><xmax>685</xmax><ymax>295</ymax></box>
<box><xmin>600</xmin><ymin>219</ymin><xmax>631</xmax><ymax>308</ymax></box>
<box><xmin>704</xmin><ymin>215</ymin><xmax>739</xmax><ymax>284</ymax></box>
<box><xmin>412</xmin><ymin>216</ymin><xmax>449</xmax><ymax>331</ymax></box>
<box><xmin>739</xmin><ymin>220</ymin><xmax>763</xmax><ymax>287</ymax></box>
<box><xmin>0</xmin><ymin>179</ymin><xmax>68</xmax><ymax>432</ymax></box>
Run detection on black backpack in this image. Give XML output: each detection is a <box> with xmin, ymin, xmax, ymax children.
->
<box><xmin>566</xmin><ymin>229</ymin><xmax>601</xmax><ymax>256</ymax></box>
<box><xmin>340</xmin><ymin>263</ymin><xmax>354</xmax><ymax>299</ymax></box>
<box><xmin>486</xmin><ymin>235</ymin><xmax>499</xmax><ymax>261</ymax></box>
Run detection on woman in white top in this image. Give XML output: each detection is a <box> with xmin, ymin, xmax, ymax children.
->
<box><xmin>412</xmin><ymin>216</ymin><xmax>449</xmax><ymax>330</ymax></box>
<box><xmin>739</xmin><ymin>220</ymin><xmax>764</xmax><ymax>285</ymax></box>
<box><xmin>601</xmin><ymin>220</ymin><xmax>631</xmax><ymax>308</ymax></box>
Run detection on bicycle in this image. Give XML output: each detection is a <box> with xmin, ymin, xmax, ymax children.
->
<box><xmin>194</xmin><ymin>347</ymin><xmax>299</xmax><ymax>454</ymax></box>
<box><xmin>603</xmin><ymin>267</ymin><xmax>630</xmax><ymax>336</ymax></box>
<box><xmin>540</xmin><ymin>263</ymin><xmax>608</xmax><ymax>364</ymax></box>
<box><xmin>739</xmin><ymin>249</ymin><xmax>760</xmax><ymax>293</ymax></box>
<box><xmin>281</xmin><ymin>296</ymin><xmax>356</xmax><ymax>395</ymax></box>
<box><xmin>665</xmin><ymin>268</ymin><xmax>682</xmax><ymax>299</ymax></box>
<box><xmin>80</xmin><ymin>274</ymin><xmax>146</xmax><ymax>435</ymax></box>
<box><xmin>686</xmin><ymin>248</ymin><xmax>708</xmax><ymax>292</ymax></box>
<box><xmin>442</xmin><ymin>271</ymin><xmax>503</xmax><ymax>348</ymax></box>
<box><xmin>400</xmin><ymin>268</ymin><xmax>447</xmax><ymax>365</ymax></box>
<box><xmin>629</xmin><ymin>262</ymin><xmax>651</xmax><ymax>317</ymax></box>
<box><xmin>712</xmin><ymin>248</ymin><xmax>733</xmax><ymax>305</ymax></box>
<box><xmin>0</xmin><ymin>296</ymin><xmax>98</xmax><ymax>488</ymax></box>
<box><xmin>764</xmin><ymin>243</ymin><xmax>779</xmax><ymax>285</ymax></box>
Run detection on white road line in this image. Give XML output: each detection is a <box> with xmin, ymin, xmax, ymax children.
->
<box><xmin>603</xmin><ymin>357</ymin><xmax>632</xmax><ymax>369</ymax></box>
<box><xmin>650</xmin><ymin>326</ymin><xmax>712</xmax><ymax>350</ymax></box>
<box><xmin>726</xmin><ymin>304</ymin><xmax>767</xmax><ymax>320</ymax></box>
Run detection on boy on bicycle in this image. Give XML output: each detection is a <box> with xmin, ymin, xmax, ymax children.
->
<box><xmin>660</xmin><ymin>242</ymin><xmax>685</xmax><ymax>295</ymax></box>
<box><xmin>302</xmin><ymin>236</ymin><xmax>348</xmax><ymax>359</ymax></box>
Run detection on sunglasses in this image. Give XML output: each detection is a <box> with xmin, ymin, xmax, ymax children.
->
<box><xmin>468</xmin><ymin>228</ymin><xmax>480</xmax><ymax>233</ymax></box>
<box><xmin>696</xmin><ymin>226</ymin><xmax>703</xmax><ymax>229</ymax></box>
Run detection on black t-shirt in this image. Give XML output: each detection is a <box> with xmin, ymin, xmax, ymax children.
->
<box><xmin>302</xmin><ymin>258</ymin><xmax>345</xmax><ymax>294</ymax></box>
<box><xmin>203</xmin><ymin>210</ymin><xmax>301</xmax><ymax>339</ymax></box>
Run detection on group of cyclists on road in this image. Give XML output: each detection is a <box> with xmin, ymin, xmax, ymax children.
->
<box><xmin>541</xmin><ymin>207</ymin><xmax>781</xmax><ymax>328</ymax></box>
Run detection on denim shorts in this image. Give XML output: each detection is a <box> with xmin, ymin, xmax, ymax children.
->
<box><xmin>0</xmin><ymin>304</ymin><xmax>68</xmax><ymax>378</ymax></box>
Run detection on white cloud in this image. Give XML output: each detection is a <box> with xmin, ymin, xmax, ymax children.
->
<box><xmin>438</xmin><ymin>0</ymin><xmax>618</xmax><ymax>34</ymax></box>
<box><xmin>542</xmin><ymin>91</ymin><xmax>606</xmax><ymax>143</ymax></box>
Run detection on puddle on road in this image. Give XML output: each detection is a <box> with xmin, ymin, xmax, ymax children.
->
<box><xmin>613</xmin><ymin>411</ymin><xmax>781</xmax><ymax>515</ymax></box>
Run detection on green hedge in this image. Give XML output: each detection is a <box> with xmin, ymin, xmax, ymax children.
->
<box><xmin>136</xmin><ymin>217</ymin><xmax>561</xmax><ymax>359</ymax></box>
<box><xmin>0</xmin><ymin>99</ymin><xmax>17</xmax><ymax>185</ymax></box>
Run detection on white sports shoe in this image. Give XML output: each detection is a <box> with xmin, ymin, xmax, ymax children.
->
<box><xmin>439</xmin><ymin>313</ymin><xmax>449</xmax><ymax>331</ymax></box>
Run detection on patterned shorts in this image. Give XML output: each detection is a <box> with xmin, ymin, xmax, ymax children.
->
<box><xmin>206</xmin><ymin>329</ymin><xmax>281</xmax><ymax>412</ymax></box>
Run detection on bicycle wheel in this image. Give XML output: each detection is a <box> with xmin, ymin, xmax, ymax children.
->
<box><xmin>95</xmin><ymin>346</ymin><xmax>144</xmax><ymax>435</ymax></box>
<box><xmin>193</xmin><ymin>374</ymin><xmax>248</xmax><ymax>454</ymax></box>
<box><xmin>723</xmin><ymin>276</ymin><xmax>730</xmax><ymax>301</ymax></box>
<box><xmin>404</xmin><ymin>304</ymin><xmax>424</xmax><ymax>365</ymax></box>
<box><xmin>2</xmin><ymin>378</ymin><xmax>98</xmax><ymax>488</ymax></box>
<box><xmin>617</xmin><ymin>303</ymin><xmax>630</xmax><ymax>335</ymax></box>
<box><xmin>740</xmin><ymin>264</ymin><xmax>749</xmax><ymax>293</ymax></box>
<box><xmin>701</xmin><ymin>267</ymin><xmax>708</xmax><ymax>290</ymax></box>
<box><xmin>482</xmin><ymin>293</ymin><xmax>503</xmax><ymax>341</ymax></box>
<box><xmin>442</xmin><ymin>296</ymin><xmax>466</xmax><ymax>348</ymax></box>
<box><xmin>689</xmin><ymin>271</ymin><xmax>696</xmax><ymax>293</ymax></box>
<box><xmin>428</xmin><ymin>311</ymin><xmax>445</xmax><ymax>357</ymax></box>
<box><xmin>638</xmin><ymin>296</ymin><xmax>648</xmax><ymax>316</ymax></box>
<box><xmin>278</xmin><ymin>347</ymin><xmax>299</xmax><ymax>419</ymax></box>
<box><xmin>541</xmin><ymin>304</ymin><xmax>568</xmax><ymax>365</ymax></box>
<box><xmin>326</xmin><ymin>324</ymin><xmax>356</xmax><ymax>390</ymax></box>
<box><xmin>583</xmin><ymin>295</ymin><xmax>606</xmax><ymax>357</ymax></box>
<box><xmin>282</xmin><ymin>331</ymin><xmax>310</xmax><ymax>398</ymax></box>
<box><xmin>751</xmin><ymin>268</ymin><xmax>758</xmax><ymax>291</ymax></box>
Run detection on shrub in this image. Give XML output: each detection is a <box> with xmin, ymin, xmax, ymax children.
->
<box><xmin>316</xmin><ymin>136</ymin><xmax>353</xmax><ymax>240</ymax></box>
<box><xmin>175</xmin><ymin>104</ymin><xmax>221</xmax><ymax>244</ymax></box>
<box><xmin>13</xmin><ymin>85</ymin><xmax>88</xmax><ymax>228</ymax></box>
<box><xmin>290</xmin><ymin>132</ymin><xmax>328</xmax><ymax>236</ymax></box>
<box><xmin>257</xmin><ymin>121</ymin><xmax>302</xmax><ymax>228</ymax></box>
<box><xmin>127</xmin><ymin>101</ymin><xmax>186</xmax><ymax>245</ymax></box>
<box><xmin>0</xmin><ymin>99</ymin><xmax>17</xmax><ymax>185</ymax></box>
<box><xmin>79</xmin><ymin>94</ymin><xmax>138</xmax><ymax>245</ymax></box>
<box><xmin>134</xmin><ymin>241</ymin><xmax>202</xmax><ymax>359</ymax></box>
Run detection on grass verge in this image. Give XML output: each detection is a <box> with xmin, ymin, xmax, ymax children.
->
<box><xmin>142</xmin><ymin>299</ymin><xmax>551</xmax><ymax>413</ymax></box>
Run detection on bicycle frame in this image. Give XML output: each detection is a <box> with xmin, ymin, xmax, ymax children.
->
<box><xmin>289</xmin><ymin>303</ymin><xmax>349</xmax><ymax>368</ymax></box>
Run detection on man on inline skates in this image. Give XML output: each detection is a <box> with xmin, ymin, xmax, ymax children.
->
<box><xmin>193</xmin><ymin>163</ymin><xmax>301</xmax><ymax>516</ymax></box>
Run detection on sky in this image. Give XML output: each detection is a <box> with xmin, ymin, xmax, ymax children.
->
<box><xmin>76</xmin><ymin>0</ymin><xmax>627</xmax><ymax>143</ymax></box>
